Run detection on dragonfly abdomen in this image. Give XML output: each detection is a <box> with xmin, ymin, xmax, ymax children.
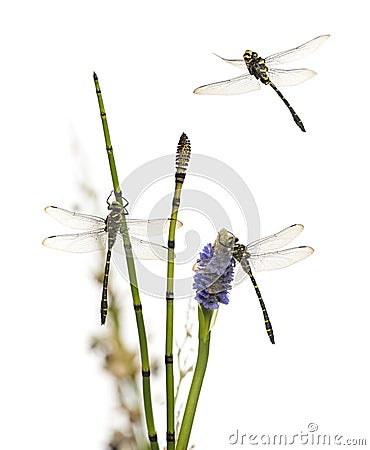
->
<box><xmin>249</xmin><ymin>275</ymin><xmax>275</xmax><ymax>344</ymax></box>
<box><xmin>248</xmin><ymin>269</ymin><xmax>275</xmax><ymax>345</ymax></box>
<box><xmin>238</xmin><ymin>256</ymin><xmax>275</xmax><ymax>345</ymax></box>
<box><xmin>101</xmin><ymin>202</ymin><xmax>124</xmax><ymax>324</ymax></box>
<box><xmin>268</xmin><ymin>82</ymin><xmax>306</xmax><ymax>132</ymax></box>
<box><xmin>101</xmin><ymin>248</ymin><xmax>112</xmax><ymax>325</ymax></box>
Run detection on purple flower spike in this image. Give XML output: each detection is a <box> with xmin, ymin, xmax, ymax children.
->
<box><xmin>193</xmin><ymin>242</ymin><xmax>235</xmax><ymax>310</ymax></box>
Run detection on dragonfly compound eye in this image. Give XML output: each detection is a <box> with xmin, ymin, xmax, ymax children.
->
<box><xmin>243</xmin><ymin>50</ymin><xmax>253</xmax><ymax>60</ymax></box>
<box><xmin>108</xmin><ymin>201</ymin><xmax>124</xmax><ymax>214</ymax></box>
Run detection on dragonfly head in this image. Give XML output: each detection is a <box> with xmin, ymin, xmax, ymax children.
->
<box><xmin>108</xmin><ymin>201</ymin><xmax>124</xmax><ymax>213</ymax></box>
<box><xmin>243</xmin><ymin>50</ymin><xmax>258</xmax><ymax>62</ymax></box>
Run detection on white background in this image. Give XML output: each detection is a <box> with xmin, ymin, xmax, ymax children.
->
<box><xmin>1</xmin><ymin>1</ymin><xmax>369</xmax><ymax>449</ymax></box>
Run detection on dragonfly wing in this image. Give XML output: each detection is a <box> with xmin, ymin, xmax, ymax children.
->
<box><xmin>42</xmin><ymin>231</ymin><xmax>107</xmax><ymax>253</ymax></box>
<box><xmin>213</xmin><ymin>53</ymin><xmax>246</xmax><ymax>69</ymax></box>
<box><xmin>249</xmin><ymin>246</ymin><xmax>314</xmax><ymax>272</ymax></box>
<box><xmin>126</xmin><ymin>218</ymin><xmax>182</xmax><ymax>236</ymax></box>
<box><xmin>268</xmin><ymin>68</ymin><xmax>317</xmax><ymax>87</ymax></box>
<box><xmin>192</xmin><ymin>251</ymin><xmax>233</xmax><ymax>275</ymax></box>
<box><xmin>193</xmin><ymin>252</ymin><xmax>234</xmax><ymax>294</ymax></box>
<box><xmin>265</xmin><ymin>34</ymin><xmax>330</xmax><ymax>66</ymax></box>
<box><xmin>246</xmin><ymin>224</ymin><xmax>304</xmax><ymax>254</ymax></box>
<box><xmin>194</xmin><ymin>74</ymin><xmax>261</xmax><ymax>95</ymax></box>
<box><xmin>44</xmin><ymin>206</ymin><xmax>105</xmax><ymax>231</ymax></box>
<box><xmin>113</xmin><ymin>234</ymin><xmax>169</xmax><ymax>260</ymax></box>
<box><xmin>214</xmin><ymin>228</ymin><xmax>236</xmax><ymax>251</ymax></box>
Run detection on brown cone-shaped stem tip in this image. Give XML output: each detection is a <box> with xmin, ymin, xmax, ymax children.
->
<box><xmin>176</xmin><ymin>132</ymin><xmax>191</xmax><ymax>174</ymax></box>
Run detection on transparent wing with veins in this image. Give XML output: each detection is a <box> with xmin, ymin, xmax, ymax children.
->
<box><xmin>247</xmin><ymin>246</ymin><xmax>314</xmax><ymax>272</ymax></box>
<box><xmin>265</xmin><ymin>34</ymin><xmax>330</xmax><ymax>66</ymax></box>
<box><xmin>193</xmin><ymin>74</ymin><xmax>261</xmax><ymax>95</ymax></box>
<box><xmin>195</xmin><ymin>66</ymin><xmax>316</xmax><ymax>94</ymax></box>
<box><xmin>212</xmin><ymin>35</ymin><xmax>329</xmax><ymax>68</ymax></box>
<box><xmin>246</xmin><ymin>224</ymin><xmax>304</xmax><ymax>254</ymax></box>
<box><xmin>42</xmin><ymin>205</ymin><xmax>182</xmax><ymax>260</ymax></box>
<box><xmin>43</xmin><ymin>206</ymin><xmax>106</xmax><ymax>231</ymax></box>
<box><xmin>245</xmin><ymin>224</ymin><xmax>313</xmax><ymax>272</ymax></box>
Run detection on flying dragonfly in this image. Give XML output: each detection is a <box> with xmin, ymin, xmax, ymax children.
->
<box><xmin>43</xmin><ymin>199</ymin><xmax>182</xmax><ymax>324</ymax></box>
<box><xmin>193</xmin><ymin>225</ymin><xmax>313</xmax><ymax>343</ymax></box>
<box><xmin>194</xmin><ymin>34</ymin><xmax>330</xmax><ymax>132</ymax></box>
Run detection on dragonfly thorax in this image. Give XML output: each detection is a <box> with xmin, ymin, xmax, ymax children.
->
<box><xmin>243</xmin><ymin>51</ymin><xmax>269</xmax><ymax>84</ymax></box>
<box><xmin>232</xmin><ymin>243</ymin><xmax>250</xmax><ymax>262</ymax></box>
<box><xmin>105</xmin><ymin>201</ymin><xmax>126</xmax><ymax>238</ymax></box>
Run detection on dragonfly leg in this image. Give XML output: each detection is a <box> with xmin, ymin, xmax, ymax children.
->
<box><xmin>106</xmin><ymin>190</ymin><xmax>114</xmax><ymax>207</ymax></box>
<box><xmin>122</xmin><ymin>195</ymin><xmax>129</xmax><ymax>211</ymax></box>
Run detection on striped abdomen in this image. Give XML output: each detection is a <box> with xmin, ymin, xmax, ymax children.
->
<box><xmin>240</xmin><ymin>258</ymin><xmax>275</xmax><ymax>344</ymax></box>
<box><xmin>268</xmin><ymin>82</ymin><xmax>306</xmax><ymax>132</ymax></box>
<box><xmin>100</xmin><ymin>248</ymin><xmax>112</xmax><ymax>325</ymax></box>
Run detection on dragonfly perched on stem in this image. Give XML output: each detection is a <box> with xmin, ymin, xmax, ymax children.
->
<box><xmin>43</xmin><ymin>197</ymin><xmax>182</xmax><ymax>324</ymax></box>
<box><xmin>193</xmin><ymin>225</ymin><xmax>313</xmax><ymax>343</ymax></box>
<box><xmin>194</xmin><ymin>34</ymin><xmax>330</xmax><ymax>132</ymax></box>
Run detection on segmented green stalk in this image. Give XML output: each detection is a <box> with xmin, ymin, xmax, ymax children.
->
<box><xmin>166</xmin><ymin>133</ymin><xmax>191</xmax><ymax>449</ymax></box>
<box><xmin>176</xmin><ymin>307</ymin><xmax>213</xmax><ymax>450</ymax></box>
<box><xmin>93</xmin><ymin>73</ymin><xmax>159</xmax><ymax>450</ymax></box>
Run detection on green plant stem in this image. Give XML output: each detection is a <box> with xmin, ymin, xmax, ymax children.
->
<box><xmin>93</xmin><ymin>72</ymin><xmax>159</xmax><ymax>450</ymax></box>
<box><xmin>93</xmin><ymin>74</ymin><xmax>120</xmax><ymax>194</ymax></box>
<box><xmin>176</xmin><ymin>307</ymin><xmax>212</xmax><ymax>450</ymax></box>
<box><xmin>166</xmin><ymin>180</ymin><xmax>184</xmax><ymax>449</ymax></box>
